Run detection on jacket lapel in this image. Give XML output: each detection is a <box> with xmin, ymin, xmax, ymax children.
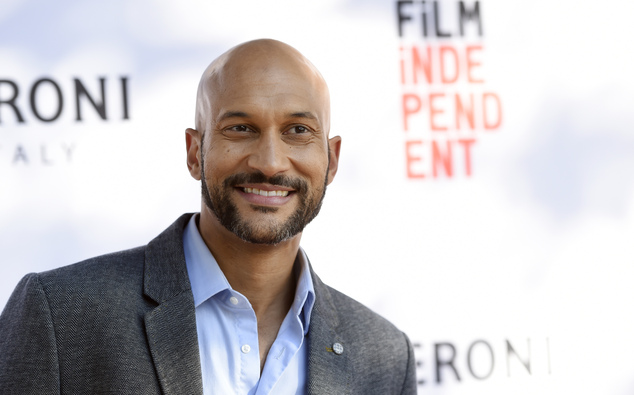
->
<box><xmin>307</xmin><ymin>267</ymin><xmax>352</xmax><ymax>394</ymax></box>
<box><xmin>141</xmin><ymin>216</ymin><xmax>350</xmax><ymax>394</ymax></box>
<box><xmin>143</xmin><ymin>214</ymin><xmax>203</xmax><ymax>395</ymax></box>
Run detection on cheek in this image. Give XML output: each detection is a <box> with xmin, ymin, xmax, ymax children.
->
<box><xmin>290</xmin><ymin>150</ymin><xmax>329</xmax><ymax>183</ymax></box>
<box><xmin>204</xmin><ymin>145</ymin><xmax>244</xmax><ymax>177</ymax></box>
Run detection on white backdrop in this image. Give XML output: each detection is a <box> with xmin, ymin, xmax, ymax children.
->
<box><xmin>2</xmin><ymin>0</ymin><xmax>634</xmax><ymax>393</ymax></box>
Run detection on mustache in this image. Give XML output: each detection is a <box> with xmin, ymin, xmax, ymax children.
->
<box><xmin>224</xmin><ymin>172</ymin><xmax>308</xmax><ymax>193</ymax></box>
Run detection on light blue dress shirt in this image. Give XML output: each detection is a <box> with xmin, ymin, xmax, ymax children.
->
<box><xmin>182</xmin><ymin>214</ymin><xmax>315</xmax><ymax>395</ymax></box>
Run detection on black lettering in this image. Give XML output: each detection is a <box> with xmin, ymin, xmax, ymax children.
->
<box><xmin>506</xmin><ymin>338</ymin><xmax>531</xmax><ymax>376</ymax></box>
<box><xmin>459</xmin><ymin>1</ymin><xmax>483</xmax><ymax>36</ymax></box>
<box><xmin>433</xmin><ymin>1</ymin><xmax>451</xmax><ymax>38</ymax></box>
<box><xmin>120</xmin><ymin>76</ymin><xmax>130</xmax><ymax>120</ymax></box>
<box><xmin>435</xmin><ymin>342</ymin><xmax>460</xmax><ymax>383</ymax></box>
<box><xmin>420</xmin><ymin>1</ymin><xmax>428</xmax><ymax>37</ymax></box>
<box><xmin>61</xmin><ymin>143</ymin><xmax>75</xmax><ymax>162</ymax></box>
<box><xmin>74</xmin><ymin>77</ymin><xmax>107</xmax><ymax>121</ymax></box>
<box><xmin>41</xmin><ymin>145</ymin><xmax>53</xmax><ymax>165</ymax></box>
<box><xmin>396</xmin><ymin>1</ymin><xmax>414</xmax><ymax>37</ymax></box>
<box><xmin>30</xmin><ymin>78</ymin><xmax>64</xmax><ymax>122</ymax></box>
<box><xmin>0</xmin><ymin>79</ymin><xmax>25</xmax><ymax>123</ymax></box>
<box><xmin>467</xmin><ymin>339</ymin><xmax>494</xmax><ymax>380</ymax></box>
<box><xmin>413</xmin><ymin>342</ymin><xmax>425</xmax><ymax>385</ymax></box>
<box><xmin>13</xmin><ymin>145</ymin><xmax>28</xmax><ymax>164</ymax></box>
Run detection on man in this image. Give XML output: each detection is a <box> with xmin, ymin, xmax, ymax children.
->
<box><xmin>0</xmin><ymin>39</ymin><xmax>416</xmax><ymax>394</ymax></box>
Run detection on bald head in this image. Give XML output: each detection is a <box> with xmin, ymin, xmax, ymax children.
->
<box><xmin>195</xmin><ymin>39</ymin><xmax>330</xmax><ymax>134</ymax></box>
<box><xmin>185</xmin><ymin>39</ymin><xmax>342</xmax><ymax>245</ymax></box>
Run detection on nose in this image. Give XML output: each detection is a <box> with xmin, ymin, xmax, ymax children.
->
<box><xmin>246</xmin><ymin>131</ymin><xmax>290</xmax><ymax>177</ymax></box>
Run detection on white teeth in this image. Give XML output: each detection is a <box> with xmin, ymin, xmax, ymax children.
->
<box><xmin>243</xmin><ymin>187</ymin><xmax>289</xmax><ymax>197</ymax></box>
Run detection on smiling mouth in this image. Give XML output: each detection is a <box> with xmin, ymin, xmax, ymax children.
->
<box><xmin>242</xmin><ymin>187</ymin><xmax>290</xmax><ymax>197</ymax></box>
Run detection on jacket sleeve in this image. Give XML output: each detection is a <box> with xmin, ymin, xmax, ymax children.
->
<box><xmin>401</xmin><ymin>332</ymin><xmax>418</xmax><ymax>395</ymax></box>
<box><xmin>0</xmin><ymin>273</ymin><xmax>61</xmax><ymax>394</ymax></box>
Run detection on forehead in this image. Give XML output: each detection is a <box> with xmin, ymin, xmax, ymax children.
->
<box><xmin>203</xmin><ymin>46</ymin><xmax>330</xmax><ymax>124</ymax></box>
<box><xmin>215</xmin><ymin>69</ymin><xmax>324</xmax><ymax>112</ymax></box>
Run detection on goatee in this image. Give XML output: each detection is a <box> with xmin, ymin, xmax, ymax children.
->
<box><xmin>201</xmin><ymin>166</ymin><xmax>328</xmax><ymax>245</ymax></box>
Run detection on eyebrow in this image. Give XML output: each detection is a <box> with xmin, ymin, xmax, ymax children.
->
<box><xmin>288</xmin><ymin>111</ymin><xmax>317</xmax><ymax>120</ymax></box>
<box><xmin>217</xmin><ymin>111</ymin><xmax>249</xmax><ymax>123</ymax></box>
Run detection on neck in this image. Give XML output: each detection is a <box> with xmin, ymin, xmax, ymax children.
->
<box><xmin>196</xmin><ymin>210</ymin><xmax>301</xmax><ymax>316</ymax></box>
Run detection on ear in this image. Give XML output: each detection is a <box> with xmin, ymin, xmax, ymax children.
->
<box><xmin>326</xmin><ymin>135</ymin><xmax>341</xmax><ymax>185</ymax></box>
<box><xmin>185</xmin><ymin>128</ymin><xmax>202</xmax><ymax>180</ymax></box>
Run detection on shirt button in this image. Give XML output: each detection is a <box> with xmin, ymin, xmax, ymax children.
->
<box><xmin>241</xmin><ymin>344</ymin><xmax>251</xmax><ymax>354</ymax></box>
<box><xmin>229</xmin><ymin>296</ymin><xmax>239</xmax><ymax>305</ymax></box>
<box><xmin>333</xmin><ymin>342</ymin><xmax>344</xmax><ymax>355</ymax></box>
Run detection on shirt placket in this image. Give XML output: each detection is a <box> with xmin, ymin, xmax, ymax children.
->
<box><xmin>228</xmin><ymin>292</ymin><xmax>261</xmax><ymax>394</ymax></box>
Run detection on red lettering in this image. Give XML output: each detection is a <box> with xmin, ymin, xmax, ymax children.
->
<box><xmin>455</xmin><ymin>93</ymin><xmax>475</xmax><ymax>130</ymax></box>
<box><xmin>412</xmin><ymin>46</ymin><xmax>432</xmax><ymax>84</ymax></box>
<box><xmin>405</xmin><ymin>138</ymin><xmax>478</xmax><ymax>179</ymax></box>
<box><xmin>429</xmin><ymin>93</ymin><xmax>447</xmax><ymax>131</ymax></box>
<box><xmin>401</xmin><ymin>44</ymin><xmax>485</xmax><ymax>85</ymax></box>
<box><xmin>440</xmin><ymin>46</ymin><xmax>459</xmax><ymax>84</ymax></box>
<box><xmin>458</xmin><ymin>138</ymin><xmax>476</xmax><ymax>176</ymax></box>
<box><xmin>466</xmin><ymin>45</ymin><xmax>484</xmax><ymax>83</ymax></box>
<box><xmin>402</xmin><ymin>91</ymin><xmax>502</xmax><ymax>132</ymax></box>
<box><xmin>405</xmin><ymin>140</ymin><xmax>425</xmax><ymax>179</ymax></box>
<box><xmin>432</xmin><ymin>140</ymin><xmax>453</xmax><ymax>178</ymax></box>
<box><xmin>483</xmin><ymin>92</ymin><xmax>502</xmax><ymax>129</ymax></box>
<box><xmin>399</xmin><ymin>46</ymin><xmax>406</xmax><ymax>85</ymax></box>
<box><xmin>402</xmin><ymin>93</ymin><xmax>422</xmax><ymax>131</ymax></box>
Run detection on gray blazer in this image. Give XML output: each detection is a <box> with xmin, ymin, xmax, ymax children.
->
<box><xmin>0</xmin><ymin>214</ymin><xmax>417</xmax><ymax>394</ymax></box>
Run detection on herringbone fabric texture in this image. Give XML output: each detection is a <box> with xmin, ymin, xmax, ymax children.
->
<box><xmin>0</xmin><ymin>214</ymin><xmax>416</xmax><ymax>394</ymax></box>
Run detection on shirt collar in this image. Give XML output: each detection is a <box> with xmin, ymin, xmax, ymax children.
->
<box><xmin>183</xmin><ymin>214</ymin><xmax>231</xmax><ymax>307</ymax></box>
<box><xmin>182</xmin><ymin>214</ymin><xmax>315</xmax><ymax>334</ymax></box>
<box><xmin>294</xmin><ymin>248</ymin><xmax>315</xmax><ymax>335</ymax></box>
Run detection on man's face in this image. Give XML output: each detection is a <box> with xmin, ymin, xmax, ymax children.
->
<box><xmin>191</xmin><ymin>57</ymin><xmax>339</xmax><ymax>245</ymax></box>
<box><xmin>199</xmin><ymin>136</ymin><xmax>329</xmax><ymax>245</ymax></box>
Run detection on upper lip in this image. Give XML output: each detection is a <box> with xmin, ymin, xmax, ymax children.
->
<box><xmin>235</xmin><ymin>183</ymin><xmax>294</xmax><ymax>192</ymax></box>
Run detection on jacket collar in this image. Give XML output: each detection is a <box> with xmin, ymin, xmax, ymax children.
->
<box><xmin>141</xmin><ymin>213</ymin><xmax>351</xmax><ymax>394</ymax></box>
<box><xmin>307</xmin><ymin>262</ymin><xmax>353</xmax><ymax>394</ymax></box>
<box><xmin>143</xmin><ymin>213</ymin><xmax>203</xmax><ymax>395</ymax></box>
<box><xmin>144</xmin><ymin>213</ymin><xmax>194</xmax><ymax>303</ymax></box>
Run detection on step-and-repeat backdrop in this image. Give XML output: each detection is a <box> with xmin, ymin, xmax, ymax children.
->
<box><xmin>2</xmin><ymin>1</ymin><xmax>633</xmax><ymax>393</ymax></box>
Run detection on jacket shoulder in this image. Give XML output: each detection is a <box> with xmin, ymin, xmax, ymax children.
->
<box><xmin>313</xmin><ymin>283</ymin><xmax>418</xmax><ymax>394</ymax></box>
<box><xmin>0</xmin><ymin>246</ymin><xmax>158</xmax><ymax>394</ymax></box>
<box><xmin>36</xmin><ymin>246</ymin><xmax>147</xmax><ymax>299</ymax></box>
<box><xmin>0</xmin><ymin>215</ymin><xmax>195</xmax><ymax>394</ymax></box>
<box><xmin>325</xmin><ymin>284</ymin><xmax>405</xmax><ymax>340</ymax></box>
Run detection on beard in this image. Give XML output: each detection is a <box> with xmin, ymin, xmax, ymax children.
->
<box><xmin>200</xmin><ymin>156</ymin><xmax>329</xmax><ymax>245</ymax></box>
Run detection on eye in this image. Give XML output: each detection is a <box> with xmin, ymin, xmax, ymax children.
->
<box><xmin>285</xmin><ymin>125</ymin><xmax>310</xmax><ymax>134</ymax></box>
<box><xmin>227</xmin><ymin>125</ymin><xmax>252</xmax><ymax>133</ymax></box>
